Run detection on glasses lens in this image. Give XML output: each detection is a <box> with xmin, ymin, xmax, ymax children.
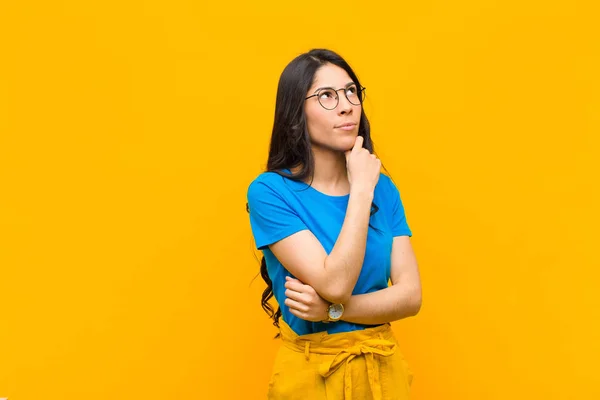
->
<box><xmin>345</xmin><ymin>84</ymin><xmax>364</xmax><ymax>105</ymax></box>
<box><xmin>318</xmin><ymin>88</ymin><xmax>338</xmax><ymax>110</ymax></box>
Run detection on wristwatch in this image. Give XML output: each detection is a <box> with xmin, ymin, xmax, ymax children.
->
<box><xmin>324</xmin><ymin>303</ymin><xmax>344</xmax><ymax>322</ymax></box>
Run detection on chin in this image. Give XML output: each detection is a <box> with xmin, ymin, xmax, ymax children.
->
<box><xmin>312</xmin><ymin>133</ymin><xmax>359</xmax><ymax>153</ymax></box>
<box><xmin>344</xmin><ymin>132</ymin><xmax>359</xmax><ymax>145</ymax></box>
<box><xmin>337</xmin><ymin>136</ymin><xmax>358</xmax><ymax>152</ymax></box>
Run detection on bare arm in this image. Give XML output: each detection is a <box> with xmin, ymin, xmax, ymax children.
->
<box><xmin>282</xmin><ymin>235</ymin><xmax>422</xmax><ymax>323</ymax></box>
<box><xmin>269</xmin><ymin>136</ymin><xmax>381</xmax><ymax>304</ymax></box>
<box><xmin>270</xmin><ymin>188</ymin><xmax>373</xmax><ymax>304</ymax></box>
<box><xmin>341</xmin><ymin>236</ymin><xmax>422</xmax><ymax>324</ymax></box>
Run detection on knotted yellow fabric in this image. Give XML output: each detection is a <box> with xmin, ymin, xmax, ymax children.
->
<box><xmin>267</xmin><ymin>319</ymin><xmax>413</xmax><ymax>399</ymax></box>
<box><xmin>317</xmin><ymin>338</ymin><xmax>397</xmax><ymax>400</ymax></box>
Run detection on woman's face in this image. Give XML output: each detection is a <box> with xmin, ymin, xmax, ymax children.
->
<box><xmin>304</xmin><ymin>63</ymin><xmax>362</xmax><ymax>153</ymax></box>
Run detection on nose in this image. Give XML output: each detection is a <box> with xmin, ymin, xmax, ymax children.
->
<box><xmin>337</xmin><ymin>90</ymin><xmax>353</xmax><ymax>115</ymax></box>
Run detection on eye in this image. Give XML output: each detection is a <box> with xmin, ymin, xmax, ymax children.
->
<box><xmin>319</xmin><ymin>89</ymin><xmax>336</xmax><ymax>99</ymax></box>
<box><xmin>346</xmin><ymin>86</ymin><xmax>358</xmax><ymax>96</ymax></box>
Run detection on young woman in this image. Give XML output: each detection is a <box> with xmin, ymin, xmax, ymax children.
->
<box><xmin>246</xmin><ymin>49</ymin><xmax>422</xmax><ymax>400</ymax></box>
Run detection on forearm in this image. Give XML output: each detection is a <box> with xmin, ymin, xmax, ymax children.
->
<box><xmin>323</xmin><ymin>188</ymin><xmax>373</xmax><ymax>303</ymax></box>
<box><xmin>341</xmin><ymin>282</ymin><xmax>421</xmax><ymax>325</ymax></box>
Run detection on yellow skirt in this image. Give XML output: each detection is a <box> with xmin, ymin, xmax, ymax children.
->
<box><xmin>267</xmin><ymin>319</ymin><xmax>414</xmax><ymax>400</ymax></box>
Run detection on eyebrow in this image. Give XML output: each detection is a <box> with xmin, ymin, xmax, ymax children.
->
<box><xmin>312</xmin><ymin>81</ymin><xmax>355</xmax><ymax>93</ymax></box>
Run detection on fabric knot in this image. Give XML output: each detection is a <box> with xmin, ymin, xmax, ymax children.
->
<box><xmin>318</xmin><ymin>338</ymin><xmax>397</xmax><ymax>400</ymax></box>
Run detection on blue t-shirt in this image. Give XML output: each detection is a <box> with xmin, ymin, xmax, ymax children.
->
<box><xmin>246</xmin><ymin>169</ymin><xmax>412</xmax><ymax>336</ymax></box>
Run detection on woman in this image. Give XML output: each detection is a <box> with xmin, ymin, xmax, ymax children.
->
<box><xmin>246</xmin><ymin>48</ymin><xmax>422</xmax><ymax>400</ymax></box>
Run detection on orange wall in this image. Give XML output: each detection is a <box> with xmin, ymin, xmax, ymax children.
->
<box><xmin>1</xmin><ymin>1</ymin><xmax>599</xmax><ymax>399</ymax></box>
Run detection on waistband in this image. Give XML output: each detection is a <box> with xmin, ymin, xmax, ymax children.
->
<box><xmin>279</xmin><ymin>319</ymin><xmax>398</xmax><ymax>400</ymax></box>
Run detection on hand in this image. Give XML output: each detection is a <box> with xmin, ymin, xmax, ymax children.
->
<box><xmin>284</xmin><ymin>276</ymin><xmax>329</xmax><ymax>322</ymax></box>
<box><xmin>344</xmin><ymin>135</ymin><xmax>381</xmax><ymax>193</ymax></box>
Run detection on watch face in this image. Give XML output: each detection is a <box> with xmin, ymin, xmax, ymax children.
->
<box><xmin>329</xmin><ymin>303</ymin><xmax>344</xmax><ymax>320</ymax></box>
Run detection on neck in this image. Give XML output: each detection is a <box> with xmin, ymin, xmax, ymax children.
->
<box><xmin>291</xmin><ymin>145</ymin><xmax>350</xmax><ymax>196</ymax></box>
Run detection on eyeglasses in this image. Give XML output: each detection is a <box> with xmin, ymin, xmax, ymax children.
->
<box><xmin>305</xmin><ymin>83</ymin><xmax>366</xmax><ymax>110</ymax></box>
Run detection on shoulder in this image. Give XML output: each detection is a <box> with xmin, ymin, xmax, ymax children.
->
<box><xmin>379</xmin><ymin>172</ymin><xmax>405</xmax><ymax>194</ymax></box>
<box><xmin>378</xmin><ymin>172</ymin><xmax>393</xmax><ymax>186</ymax></box>
<box><xmin>375</xmin><ymin>173</ymin><xmax>407</xmax><ymax>209</ymax></box>
<box><xmin>251</xmin><ymin>171</ymin><xmax>287</xmax><ymax>186</ymax></box>
<box><xmin>247</xmin><ymin>171</ymin><xmax>290</xmax><ymax>201</ymax></box>
<box><xmin>375</xmin><ymin>172</ymin><xmax>395</xmax><ymax>195</ymax></box>
<box><xmin>248</xmin><ymin>170</ymin><xmax>287</xmax><ymax>190</ymax></box>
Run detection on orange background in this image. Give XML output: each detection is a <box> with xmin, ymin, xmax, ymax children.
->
<box><xmin>1</xmin><ymin>1</ymin><xmax>599</xmax><ymax>399</ymax></box>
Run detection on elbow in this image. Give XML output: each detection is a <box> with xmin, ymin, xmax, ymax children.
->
<box><xmin>412</xmin><ymin>298</ymin><xmax>422</xmax><ymax>316</ymax></box>
<box><xmin>320</xmin><ymin>285</ymin><xmax>353</xmax><ymax>305</ymax></box>
<box><xmin>320</xmin><ymin>263</ymin><xmax>354</xmax><ymax>304</ymax></box>
<box><xmin>411</xmin><ymin>289</ymin><xmax>422</xmax><ymax>316</ymax></box>
<box><xmin>324</xmin><ymin>289</ymin><xmax>352</xmax><ymax>305</ymax></box>
<box><xmin>336</xmin><ymin>292</ymin><xmax>353</xmax><ymax>305</ymax></box>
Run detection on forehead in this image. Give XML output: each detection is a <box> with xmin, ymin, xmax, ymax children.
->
<box><xmin>309</xmin><ymin>63</ymin><xmax>353</xmax><ymax>91</ymax></box>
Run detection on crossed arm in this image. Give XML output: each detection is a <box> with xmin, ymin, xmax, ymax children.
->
<box><xmin>283</xmin><ymin>235</ymin><xmax>422</xmax><ymax>325</ymax></box>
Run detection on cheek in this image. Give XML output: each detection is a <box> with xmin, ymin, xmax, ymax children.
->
<box><xmin>305</xmin><ymin>108</ymin><xmax>331</xmax><ymax>139</ymax></box>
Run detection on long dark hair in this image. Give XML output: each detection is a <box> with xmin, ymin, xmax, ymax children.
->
<box><xmin>247</xmin><ymin>49</ymin><xmax>384</xmax><ymax>337</ymax></box>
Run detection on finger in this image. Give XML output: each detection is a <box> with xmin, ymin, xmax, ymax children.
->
<box><xmin>285</xmin><ymin>276</ymin><xmax>303</xmax><ymax>284</ymax></box>
<box><xmin>352</xmin><ymin>135</ymin><xmax>364</xmax><ymax>152</ymax></box>
<box><xmin>288</xmin><ymin>307</ymin><xmax>306</xmax><ymax>319</ymax></box>
<box><xmin>288</xmin><ymin>307</ymin><xmax>299</xmax><ymax>317</ymax></box>
<box><xmin>284</xmin><ymin>279</ymin><xmax>307</xmax><ymax>292</ymax></box>
<box><xmin>284</xmin><ymin>297</ymin><xmax>308</xmax><ymax>312</ymax></box>
<box><xmin>285</xmin><ymin>288</ymin><xmax>309</xmax><ymax>303</ymax></box>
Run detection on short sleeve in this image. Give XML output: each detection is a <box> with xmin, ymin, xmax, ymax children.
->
<box><xmin>247</xmin><ymin>179</ymin><xmax>308</xmax><ymax>250</ymax></box>
<box><xmin>388</xmin><ymin>178</ymin><xmax>412</xmax><ymax>237</ymax></box>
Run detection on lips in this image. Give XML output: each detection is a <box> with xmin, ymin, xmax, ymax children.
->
<box><xmin>335</xmin><ymin>122</ymin><xmax>357</xmax><ymax>128</ymax></box>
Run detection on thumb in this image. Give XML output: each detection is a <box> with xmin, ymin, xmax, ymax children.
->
<box><xmin>352</xmin><ymin>135</ymin><xmax>364</xmax><ymax>152</ymax></box>
<box><xmin>346</xmin><ymin>135</ymin><xmax>363</xmax><ymax>161</ymax></box>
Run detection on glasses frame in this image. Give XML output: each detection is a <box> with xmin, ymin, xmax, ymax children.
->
<box><xmin>305</xmin><ymin>84</ymin><xmax>366</xmax><ymax>110</ymax></box>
